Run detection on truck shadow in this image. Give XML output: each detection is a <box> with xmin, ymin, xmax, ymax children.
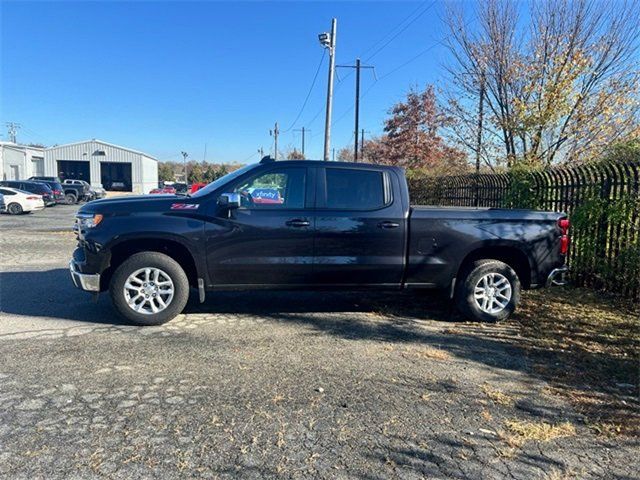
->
<box><xmin>0</xmin><ymin>268</ymin><xmax>455</xmax><ymax>324</ymax></box>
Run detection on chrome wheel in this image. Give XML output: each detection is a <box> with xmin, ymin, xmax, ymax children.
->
<box><xmin>474</xmin><ymin>273</ymin><xmax>512</xmax><ymax>314</ymax></box>
<box><xmin>123</xmin><ymin>267</ymin><xmax>174</xmax><ymax>315</ymax></box>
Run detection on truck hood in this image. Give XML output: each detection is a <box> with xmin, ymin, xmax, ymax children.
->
<box><xmin>78</xmin><ymin>194</ymin><xmax>194</xmax><ymax>215</ymax></box>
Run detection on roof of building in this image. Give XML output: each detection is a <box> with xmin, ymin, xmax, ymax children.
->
<box><xmin>46</xmin><ymin>139</ymin><xmax>157</xmax><ymax>160</ymax></box>
<box><xmin>0</xmin><ymin>142</ymin><xmax>45</xmax><ymax>152</ymax></box>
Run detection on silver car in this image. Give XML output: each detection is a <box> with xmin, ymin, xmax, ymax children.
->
<box><xmin>63</xmin><ymin>179</ymin><xmax>106</xmax><ymax>200</ymax></box>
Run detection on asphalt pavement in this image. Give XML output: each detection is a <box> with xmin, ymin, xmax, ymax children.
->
<box><xmin>0</xmin><ymin>205</ymin><xmax>636</xmax><ymax>479</ymax></box>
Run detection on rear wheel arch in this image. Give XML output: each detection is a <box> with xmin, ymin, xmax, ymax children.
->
<box><xmin>100</xmin><ymin>237</ymin><xmax>199</xmax><ymax>291</ymax></box>
<box><xmin>456</xmin><ymin>244</ymin><xmax>532</xmax><ymax>289</ymax></box>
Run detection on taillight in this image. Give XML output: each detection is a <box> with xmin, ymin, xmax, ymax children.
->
<box><xmin>558</xmin><ymin>218</ymin><xmax>570</xmax><ymax>254</ymax></box>
<box><xmin>26</xmin><ymin>196</ymin><xmax>40</xmax><ymax>200</ymax></box>
<box><xmin>53</xmin><ymin>189</ymin><xmax>62</xmax><ymax>195</ymax></box>
<box><xmin>558</xmin><ymin>218</ymin><xmax>570</xmax><ymax>233</ymax></box>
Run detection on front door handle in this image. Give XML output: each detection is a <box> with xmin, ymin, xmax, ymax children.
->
<box><xmin>378</xmin><ymin>221</ymin><xmax>400</xmax><ymax>229</ymax></box>
<box><xmin>286</xmin><ymin>219</ymin><xmax>310</xmax><ymax>228</ymax></box>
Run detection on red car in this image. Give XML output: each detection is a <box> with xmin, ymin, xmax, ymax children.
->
<box><xmin>149</xmin><ymin>186</ymin><xmax>177</xmax><ymax>195</ymax></box>
<box><xmin>190</xmin><ymin>182</ymin><xmax>207</xmax><ymax>194</ymax></box>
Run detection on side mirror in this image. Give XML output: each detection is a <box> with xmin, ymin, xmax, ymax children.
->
<box><xmin>218</xmin><ymin>192</ymin><xmax>241</xmax><ymax>209</ymax></box>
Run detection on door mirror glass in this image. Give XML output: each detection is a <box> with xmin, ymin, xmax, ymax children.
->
<box><xmin>218</xmin><ymin>192</ymin><xmax>241</xmax><ymax>208</ymax></box>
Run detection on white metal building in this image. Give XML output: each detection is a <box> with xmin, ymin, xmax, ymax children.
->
<box><xmin>0</xmin><ymin>143</ymin><xmax>45</xmax><ymax>181</ymax></box>
<box><xmin>44</xmin><ymin>139</ymin><xmax>158</xmax><ymax>194</ymax></box>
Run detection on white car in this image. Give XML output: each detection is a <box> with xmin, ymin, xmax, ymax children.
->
<box><xmin>0</xmin><ymin>186</ymin><xmax>45</xmax><ymax>214</ymax></box>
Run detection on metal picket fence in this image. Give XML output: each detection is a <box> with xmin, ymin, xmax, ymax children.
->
<box><xmin>408</xmin><ymin>160</ymin><xmax>640</xmax><ymax>300</ymax></box>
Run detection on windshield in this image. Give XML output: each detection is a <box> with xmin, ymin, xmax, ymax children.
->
<box><xmin>189</xmin><ymin>163</ymin><xmax>258</xmax><ymax>198</ymax></box>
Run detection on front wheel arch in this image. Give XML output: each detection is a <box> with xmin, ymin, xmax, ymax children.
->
<box><xmin>100</xmin><ymin>238</ymin><xmax>199</xmax><ymax>292</ymax></box>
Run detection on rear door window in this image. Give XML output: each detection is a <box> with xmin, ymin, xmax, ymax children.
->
<box><xmin>325</xmin><ymin>168</ymin><xmax>386</xmax><ymax>210</ymax></box>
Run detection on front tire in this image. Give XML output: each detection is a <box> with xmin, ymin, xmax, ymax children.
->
<box><xmin>455</xmin><ymin>259</ymin><xmax>521</xmax><ymax>322</ymax></box>
<box><xmin>7</xmin><ymin>203</ymin><xmax>23</xmax><ymax>215</ymax></box>
<box><xmin>110</xmin><ymin>252</ymin><xmax>190</xmax><ymax>326</ymax></box>
<box><xmin>65</xmin><ymin>193</ymin><xmax>77</xmax><ymax>204</ymax></box>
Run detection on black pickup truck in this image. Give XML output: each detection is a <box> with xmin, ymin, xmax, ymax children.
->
<box><xmin>70</xmin><ymin>158</ymin><xmax>569</xmax><ymax>325</ymax></box>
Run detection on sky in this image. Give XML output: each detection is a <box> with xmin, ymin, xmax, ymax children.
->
<box><xmin>1</xmin><ymin>0</ymin><xmax>461</xmax><ymax>164</ymax></box>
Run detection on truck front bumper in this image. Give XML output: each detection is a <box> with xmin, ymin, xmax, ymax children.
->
<box><xmin>546</xmin><ymin>265</ymin><xmax>569</xmax><ymax>287</ymax></box>
<box><xmin>69</xmin><ymin>260</ymin><xmax>101</xmax><ymax>292</ymax></box>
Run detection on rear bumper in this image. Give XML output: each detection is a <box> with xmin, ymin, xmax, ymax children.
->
<box><xmin>546</xmin><ymin>265</ymin><xmax>569</xmax><ymax>287</ymax></box>
<box><xmin>69</xmin><ymin>260</ymin><xmax>101</xmax><ymax>292</ymax></box>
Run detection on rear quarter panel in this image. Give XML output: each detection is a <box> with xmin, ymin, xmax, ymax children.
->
<box><xmin>405</xmin><ymin>208</ymin><xmax>565</xmax><ymax>288</ymax></box>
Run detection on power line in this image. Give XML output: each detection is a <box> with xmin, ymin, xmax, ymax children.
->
<box><xmin>363</xmin><ymin>1</ymin><xmax>436</xmax><ymax>62</ymax></box>
<box><xmin>282</xmin><ymin>49</ymin><xmax>327</xmax><ymax>133</ymax></box>
<box><xmin>302</xmin><ymin>2</ymin><xmax>435</xmax><ymax>131</ymax></box>
<box><xmin>329</xmin><ymin>17</ymin><xmax>477</xmax><ymax>133</ymax></box>
<box><xmin>241</xmin><ymin>151</ymin><xmax>260</xmax><ymax>163</ymax></box>
<box><xmin>359</xmin><ymin>0</ymin><xmax>433</xmax><ymax>60</ymax></box>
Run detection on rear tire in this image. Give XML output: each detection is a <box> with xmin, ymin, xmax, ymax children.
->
<box><xmin>455</xmin><ymin>259</ymin><xmax>521</xmax><ymax>322</ymax></box>
<box><xmin>65</xmin><ymin>193</ymin><xmax>77</xmax><ymax>204</ymax></box>
<box><xmin>7</xmin><ymin>203</ymin><xmax>23</xmax><ymax>215</ymax></box>
<box><xmin>109</xmin><ymin>252</ymin><xmax>190</xmax><ymax>326</ymax></box>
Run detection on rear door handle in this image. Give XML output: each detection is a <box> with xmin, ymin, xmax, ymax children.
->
<box><xmin>378</xmin><ymin>221</ymin><xmax>400</xmax><ymax>229</ymax></box>
<box><xmin>286</xmin><ymin>219</ymin><xmax>311</xmax><ymax>228</ymax></box>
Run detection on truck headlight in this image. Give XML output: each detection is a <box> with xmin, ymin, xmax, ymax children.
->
<box><xmin>76</xmin><ymin>213</ymin><xmax>103</xmax><ymax>229</ymax></box>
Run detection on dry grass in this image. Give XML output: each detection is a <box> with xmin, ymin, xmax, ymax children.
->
<box><xmin>504</xmin><ymin>419</ymin><xmax>576</xmax><ymax>442</ymax></box>
<box><xmin>515</xmin><ymin>287</ymin><xmax>639</xmax><ymax>435</ymax></box>
<box><xmin>403</xmin><ymin>346</ymin><xmax>452</xmax><ymax>361</ymax></box>
<box><xmin>481</xmin><ymin>385</ymin><xmax>518</xmax><ymax>406</ymax></box>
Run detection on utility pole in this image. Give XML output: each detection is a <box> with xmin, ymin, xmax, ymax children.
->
<box><xmin>475</xmin><ymin>73</ymin><xmax>485</xmax><ymax>174</ymax></box>
<box><xmin>270</xmin><ymin>122</ymin><xmax>280</xmax><ymax>160</ymax></box>
<box><xmin>181</xmin><ymin>151</ymin><xmax>189</xmax><ymax>183</ymax></box>
<box><xmin>6</xmin><ymin>122</ymin><xmax>21</xmax><ymax>143</ymax></box>
<box><xmin>294</xmin><ymin>127</ymin><xmax>310</xmax><ymax>157</ymax></box>
<box><xmin>319</xmin><ymin>18</ymin><xmax>337</xmax><ymax>161</ymax></box>
<box><xmin>474</xmin><ymin>71</ymin><xmax>486</xmax><ymax>207</ymax></box>
<box><xmin>360</xmin><ymin>129</ymin><xmax>370</xmax><ymax>160</ymax></box>
<box><xmin>336</xmin><ymin>58</ymin><xmax>374</xmax><ymax>161</ymax></box>
<box><xmin>332</xmin><ymin>148</ymin><xmax>335</xmax><ymax>161</ymax></box>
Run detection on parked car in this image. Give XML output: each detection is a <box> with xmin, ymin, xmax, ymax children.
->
<box><xmin>0</xmin><ymin>180</ymin><xmax>57</xmax><ymax>206</ymax></box>
<box><xmin>30</xmin><ymin>176</ymin><xmax>89</xmax><ymax>204</ymax></box>
<box><xmin>0</xmin><ymin>187</ymin><xmax>45</xmax><ymax>214</ymax></box>
<box><xmin>63</xmin><ymin>179</ymin><xmax>106</xmax><ymax>200</ymax></box>
<box><xmin>89</xmin><ymin>183</ymin><xmax>107</xmax><ymax>200</ymax></box>
<box><xmin>149</xmin><ymin>186</ymin><xmax>177</xmax><ymax>195</ymax></box>
<box><xmin>70</xmin><ymin>159</ymin><xmax>570</xmax><ymax>326</ymax></box>
<box><xmin>0</xmin><ymin>192</ymin><xmax>5</xmax><ymax>213</ymax></box>
<box><xmin>172</xmin><ymin>183</ymin><xmax>189</xmax><ymax>195</ymax></box>
<box><xmin>190</xmin><ymin>182</ymin><xmax>208</xmax><ymax>194</ymax></box>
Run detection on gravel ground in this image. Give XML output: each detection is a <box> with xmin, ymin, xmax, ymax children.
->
<box><xmin>0</xmin><ymin>205</ymin><xmax>637</xmax><ymax>479</ymax></box>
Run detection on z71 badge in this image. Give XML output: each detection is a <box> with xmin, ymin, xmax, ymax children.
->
<box><xmin>171</xmin><ymin>203</ymin><xmax>199</xmax><ymax>210</ymax></box>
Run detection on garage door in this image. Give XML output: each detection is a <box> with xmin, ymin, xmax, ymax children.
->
<box><xmin>57</xmin><ymin>160</ymin><xmax>90</xmax><ymax>182</ymax></box>
<box><xmin>101</xmin><ymin>162</ymin><xmax>132</xmax><ymax>192</ymax></box>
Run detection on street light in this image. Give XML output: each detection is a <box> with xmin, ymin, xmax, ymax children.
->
<box><xmin>318</xmin><ymin>32</ymin><xmax>331</xmax><ymax>48</ymax></box>
<box><xmin>181</xmin><ymin>151</ymin><xmax>189</xmax><ymax>184</ymax></box>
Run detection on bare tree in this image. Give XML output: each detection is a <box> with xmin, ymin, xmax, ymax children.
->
<box><xmin>445</xmin><ymin>0</ymin><xmax>640</xmax><ymax>166</ymax></box>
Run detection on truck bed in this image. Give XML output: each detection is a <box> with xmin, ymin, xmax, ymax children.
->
<box><xmin>405</xmin><ymin>206</ymin><xmax>565</xmax><ymax>289</ymax></box>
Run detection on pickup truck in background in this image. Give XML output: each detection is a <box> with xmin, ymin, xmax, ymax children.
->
<box><xmin>70</xmin><ymin>158</ymin><xmax>569</xmax><ymax>325</ymax></box>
